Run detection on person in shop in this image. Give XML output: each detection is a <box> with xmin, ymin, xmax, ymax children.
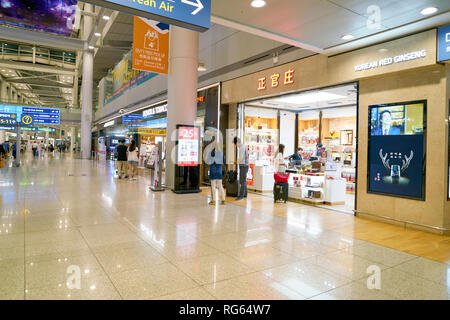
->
<box><xmin>206</xmin><ymin>140</ymin><xmax>226</xmax><ymax>206</ymax></box>
<box><xmin>274</xmin><ymin>144</ymin><xmax>288</xmax><ymax>175</ymax></box>
<box><xmin>233</xmin><ymin>137</ymin><xmax>248</xmax><ymax>201</ymax></box>
<box><xmin>115</xmin><ymin>139</ymin><xmax>128</xmax><ymax>179</ymax></box>
<box><xmin>48</xmin><ymin>143</ymin><xmax>54</xmax><ymax>153</ymax></box>
<box><xmin>127</xmin><ymin>140</ymin><xmax>139</xmax><ymax>181</ymax></box>
<box><xmin>12</xmin><ymin>142</ymin><xmax>16</xmax><ymax>160</ymax></box>
<box><xmin>288</xmin><ymin>147</ymin><xmax>303</xmax><ymax>166</ymax></box>
<box><xmin>32</xmin><ymin>141</ymin><xmax>38</xmax><ymax>157</ymax></box>
<box><xmin>0</xmin><ymin>143</ymin><xmax>6</xmax><ymax>169</ymax></box>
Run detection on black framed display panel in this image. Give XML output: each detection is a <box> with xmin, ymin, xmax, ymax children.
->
<box><xmin>172</xmin><ymin>124</ymin><xmax>201</xmax><ymax>194</ymax></box>
<box><xmin>367</xmin><ymin>100</ymin><xmax>427</xmax><ymax>201</ymax></box>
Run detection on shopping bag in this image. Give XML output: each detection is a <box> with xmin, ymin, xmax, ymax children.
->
<box><xmin>274</xmin><ymin>172</ymin><xmax>290</xmax><ymax>183</ymax></box>
<box><xmin>0</xmin><ymin>158</ymin><xmax>4</xmax><ymax>169</ymax></box>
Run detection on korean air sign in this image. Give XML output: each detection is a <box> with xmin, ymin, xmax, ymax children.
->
<box><xmin>84</xmin><ymin>0</ymin><xmax>211</xmax><ymax>32</ymax></box>
<box><xmin>438</xmin><ymin>25</ymin><xmax>450</xmax><ymax>62</ymax></box>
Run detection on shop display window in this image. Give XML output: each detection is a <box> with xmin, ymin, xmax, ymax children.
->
<box><xmin>244</xmin><ymin>107</ymin><xmax>278</xmax><ymax>165</ymax></box>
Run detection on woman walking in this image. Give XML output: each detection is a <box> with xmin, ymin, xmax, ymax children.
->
<box><xmin>207</xmin><ymin>141</ymin><xmax>226</xmax><ymax>206</ymax></box>
<box><xmin>127</xmin><ymin>140</ymin><xmax>139</xmax><ymax>180</ymax></box>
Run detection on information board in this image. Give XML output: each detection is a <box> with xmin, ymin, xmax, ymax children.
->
<box><xmin>0</xmin><ymin>105</ymin><xmax>60</xmax><ymax>125</ymax></box>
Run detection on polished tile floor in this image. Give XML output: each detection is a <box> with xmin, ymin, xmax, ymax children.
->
<box><xmin>0</xmin><ymin>153</ymin><xmax>449</xmax><ymax>300</ymax></box>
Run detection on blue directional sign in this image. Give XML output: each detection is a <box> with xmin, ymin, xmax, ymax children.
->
<box><xmin>0</xmin><ymin>105</ymin><xmax>60</xmax><ymax>125</ymax></box>
<box><xmin>438</xmin><ymin>24</ymin><xmax>450</xmax><ymax>62</ymax></box>
<box><xmin>84</xmin><ymin>0</ymin><xmax>211</xmax><ymax>32</ymax></box>
<box><xmin>122</xmin><ymin>113</ymin><xmax>144</xmax><ymax>124</ymax></box>
<box><xmin>0</xmin><ymin>113</ymin><xmax>17</xmax><ymax>126</ymax></box>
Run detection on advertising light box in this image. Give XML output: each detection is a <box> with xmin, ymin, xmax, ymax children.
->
<box><xmin>177</xmin><ymin>125</ymin><xmax>200</xmax><ymax>166</ymax></box>
<box><xmin>368</xmin><ymin>101</ymin><xmax>426</xmax><ymax>200</ymax></box>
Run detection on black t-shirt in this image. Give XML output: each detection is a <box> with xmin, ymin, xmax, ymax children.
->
<box><xmin>116</xmin><ymin>144</ymin><xmax>128</xmax><ymax>161</ymax></box>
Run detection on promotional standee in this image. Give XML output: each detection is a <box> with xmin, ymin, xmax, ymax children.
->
<box><xmin>368</xmin><ymin>101</ymin><xmax>426</xmax><ymax>200</ymax></box>
<box><xmin>173</xmin><ymin>124</ymin><xmax>201</xmax><ymax>194</ymax></box>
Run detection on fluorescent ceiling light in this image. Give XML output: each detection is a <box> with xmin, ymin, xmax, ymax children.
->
<box><xmin>341</xmin><ymin>34</ymin><xmax>354</xmax><ymax>40</ymax></box>
<box><xmin>94</xmin><ymin>32</ymin><xmax>101</xmax><ymax>37</ymax></box>
<box><xmin>102</xmin><ymin>15</ymin><xmax>110</xmax><ymax>20</ymax></box>
<box><xmin>420</xmin><ymin>7</ymin><xmax>438</xmax><ymax>15</ymax></box>
<box><xmin>272</xmin><ymin>91</ymin><xmax>347</xmax><ymax>106</ymax></box>
<box><xmin>251</xmin><ymin>0</ymin><xmax>266</xmax><ymax>8</ymax></box>
<box><xmin>88</xmin><ymin>45</ymin><xmax>95</xmax><ymax>50</ymax></box>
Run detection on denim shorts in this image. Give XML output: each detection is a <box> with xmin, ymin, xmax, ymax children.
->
<box><xmin>128</xmin><ymin>161</ymin><xmax>138</xmax><ymax>165</ymax></box>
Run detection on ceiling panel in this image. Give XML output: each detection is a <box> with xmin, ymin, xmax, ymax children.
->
<box><xmin>212</xmin><ymin>0</ymin><xmax>450</xmax><ymax>50</ymax></box>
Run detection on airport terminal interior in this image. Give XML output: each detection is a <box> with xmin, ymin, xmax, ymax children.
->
<box><xmin>1</xmin><ymin>0</ymin><xmax>450</xmax><ymax>301</ymax></box>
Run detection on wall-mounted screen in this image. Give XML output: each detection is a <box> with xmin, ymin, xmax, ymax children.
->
<box><xmin>0</xmin><ymin>0</ymin><xmax>78</xmax><ymax>36</ymax></box>
<box><xmin>368</xmin><ymin>101</ymin><xmax>426</xmax><ymax>200</ymax></box>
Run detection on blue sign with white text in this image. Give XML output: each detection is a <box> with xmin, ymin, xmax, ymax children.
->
<box><xmin>0</xmin><ymin>113</ymin><xmax>17</xmax><ymax>126</ymax></box>
<box><xmin>0</xmin><ymin>105</ymin><xmax>60</xmax><ymax>125</ymax></box>
<box><xmin>122</xmin><ymin>113</ymin><xmax>144</xmax><ymax>124</ymax></box>
<box><xmin>438</xmin><ymin>25</ymin><xmax>450</xmax><ymax>62</ymax></box>
<box><xmin>85</xmin><ymin>0</ymin><xmax>211</xmax><ymax>31</ymax></box>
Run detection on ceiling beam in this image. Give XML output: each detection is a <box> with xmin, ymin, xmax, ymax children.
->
<box><xmin>0</xmin><ymin>60</ymin><xmax>75</xmax><ymax>75</ymax></box>
<box><xmin>0</xmin><ymin>25</ymin><xmax>85</xmax><ymax>51</ymax></box>
<box><xmin>211</xmin><ymin>15</ymin><xmax>324</xmax><ymax>54</ymax></box>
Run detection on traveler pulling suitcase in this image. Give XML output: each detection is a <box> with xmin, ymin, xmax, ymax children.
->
<box><xmin>225</xmin><ymin>170</ymin><xmax>238</xmax><ymax>197</ymax></box>
<box><xmin>274</xmin><ymin>182</ymin><xmax>289</xmax><ymax>203</ymax></box>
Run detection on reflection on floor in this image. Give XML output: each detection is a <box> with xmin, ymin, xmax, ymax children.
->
<box><xmin>0</xmin><ymin>153</ymin><xmax>449</xmax><ymax>300</ymax></box>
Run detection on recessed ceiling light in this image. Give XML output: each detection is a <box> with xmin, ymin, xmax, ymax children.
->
<box><xmin>94</xmin><ymin>32</ymin><xmax>101</xmax><ymax>37</ymax></box>
<box><xmin>198</xmin><ymin>63</ymin><xmax>207</xmax><ymax>72</ymax></box>
<box><xmin>341</xmin><ymin>34</ymin><xmax>354</xmax><ymax>40</ymax></box>
<box><xmin>102</xmin><ymin>15</ymin><xmax>110</xmax><ymax>20</ymax></box>
<box><xmin>251</xmin><ymin>0</ymin><xmax>266</xmax><ymax>8</ymax></box>
<box><xmin>88</xmin><ymin>45</ymin><xmax>95</xmax><ymax>50</ymax></box>
<box><xmin>378</xmin><ymin>48</ymin><xmax>388</xmax><ymax>53</ymax></box>
<box><xmin>420</xmin><ymin>7</ymin><xmax>438</xmax><ymax>15</ymax></box>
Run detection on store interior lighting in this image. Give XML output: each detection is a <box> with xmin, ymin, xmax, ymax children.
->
<box><xmin>272</xmin><ymin>91</ymin><xmax>347</xmax><ymax>106</ymax></box>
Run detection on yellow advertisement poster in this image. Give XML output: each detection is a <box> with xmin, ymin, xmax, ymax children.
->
<box><xmin>132</xmin><ymin>17</ymin><xmax>170</xmax><ymax>74</ymax></box>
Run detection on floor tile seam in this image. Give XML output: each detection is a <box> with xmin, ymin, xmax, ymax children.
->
<box><xmin>199</xmin><ymin>272</ymin><xmax>309</xmax><ymax>300</ymax></box>
<box><xmin>224</xmin><ymin>193</ymin><xmax>450</xmax><ymax>266</ymax></box>
<box><xmin>348</xmin><ymin>249</ymin><xmax>421</xmax><ymax>270</ymax></box>
<box><xmin>73</xmin><ymin>227</ymin><xmax>125</xmax><ymax>300</ymax></box>
<box><xmin>110</xmin><ymin>214</ymin><xmax>208</xmax><ymax>288</ymax></box>
<box><xmin>260</xmin><ymin>257</ymin><xmax>356</xmax><ymax>285</ymax></box>
<box><xmin>379</xmin><ymin>264</ymin><xmax>450</xmax><ymax>289</ymax></box>
<box><xmin>388</xmin><ymin>259</ymin><xmax>450</xmax><ymax>286</ymax></box>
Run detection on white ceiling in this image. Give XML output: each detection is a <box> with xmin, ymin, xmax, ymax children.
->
<box><xmin>212</xmin><ymin>0</ymin><xmax>450</xmax><ymax>51</ymax></box>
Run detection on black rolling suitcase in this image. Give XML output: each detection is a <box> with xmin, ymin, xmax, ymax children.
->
<box><xmin>225</xmin><ymin>170</ymin><xmax>239</xmax><ymax>197</ymax></box>
<box><xmin>274</xmin><ymin>182</ymin><xmax>289</xmax><ymax>203</ymax></box>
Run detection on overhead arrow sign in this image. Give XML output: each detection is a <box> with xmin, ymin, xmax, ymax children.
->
<box><xmin>84</xmin><ymin>0</ymin><xmax>211</xmax><ymax>32</ymax></box>
<box><xmin>181</xmin><ymin>0</ymin><xmax>204</xmax><ymax>15</ymax></box>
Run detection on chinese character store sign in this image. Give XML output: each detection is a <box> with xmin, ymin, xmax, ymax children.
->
<box><xmin>257</xmin><ymin>69</ymin><xmax>295</xmax><ymax>91</ymax></box>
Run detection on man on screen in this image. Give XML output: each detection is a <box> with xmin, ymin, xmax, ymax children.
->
<box><xmin>372</xmin><ymin>110</ymin><xmax>401</xmax><ymax>136</ymax></box>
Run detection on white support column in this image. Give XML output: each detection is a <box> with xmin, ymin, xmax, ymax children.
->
<box><xmin>0</xmin><ymin>80</ymin><xmax>7</xmax><ymax>102</ymax></box>
<box><xmin>70</xmin><ymin>127</ymin><xmax>75</xmax><ymax>153</ymax></box>
<box><xmin>165</xmin><ymin>26</ymin><xmax>199</xmax><ymax>189</ymax></box>
<box><xmin>80</xmin><ymin>4</ymin><xmax>94</xmax><ymax>160</ymax></box>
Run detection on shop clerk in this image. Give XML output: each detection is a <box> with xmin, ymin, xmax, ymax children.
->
<box><xmin>288</xmin><ymin>148</ymin><xmax>303</xmax><ymax>165</ymax></box>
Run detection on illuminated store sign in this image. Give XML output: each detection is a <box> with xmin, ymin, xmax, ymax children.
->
<box><xmin>354</xmin><ymin>50</ymin><xmax>427</xmax><ymax>72</ymax></box>
<box><xmin>257</xmin><ymin>69</ymin><xmax>295</xmax><ymax>91</ymax></box>
<box><xmin>104</xmin><ymin>120</ymin><xmax>115</xmax><ymax>127</ymax></box>
<box><xmin>143</xmin><ymin>104</ymin><xmax>167</xmax><ymax>118</ymax></box>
